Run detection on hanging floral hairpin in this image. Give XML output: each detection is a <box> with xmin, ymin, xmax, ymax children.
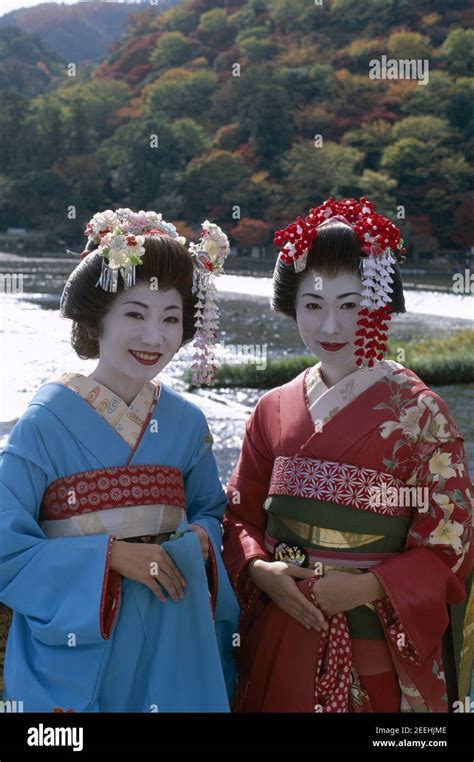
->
<box><xmin>77</xmin><ymin>208</ymin><xmax>186</xmax><ymax>293</ymax></box>
<box><xmin>273</xmin><ymin>196</ymin><xmax>407</xmax><ymax>369</ymax></box>
<box><xmin>94</xmin><ymin>226</ymin><xmax>145</xmax><ymax>291</ymax></box>
<box><xmin>188</xmin><ymin>221</ymin><xmax>230</xmax><ymax>386</ymax></box>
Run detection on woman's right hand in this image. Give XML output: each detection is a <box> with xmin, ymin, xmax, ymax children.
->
<box><xmin>110</xmin><ymin>540</ymin><xmax>187</xmax><ymax>603</ymax></box>
<box><xmin>248</xmin><ymin>559</ymin><xmax>328</xmax><ymax>631</ymax></box>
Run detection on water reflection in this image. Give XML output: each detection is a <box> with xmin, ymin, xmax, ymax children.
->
<box><xmin>0</xmin><ymin>259</ymin><xmax>472</xmax><ymax>480</ymax></box>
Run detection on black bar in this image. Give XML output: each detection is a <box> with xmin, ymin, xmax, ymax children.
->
<box><xmin>0</xmin><ymin>711</ymin><xmax>472</xmax><ymax>757</ymax></box>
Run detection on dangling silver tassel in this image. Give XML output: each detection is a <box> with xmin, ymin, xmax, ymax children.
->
<box><xmin>98</xmin><ymin>259</ymin><xmax>119</xmax><ymax>292</ymax></box>
<box><xmin>192</xmin><ymin>268</ymin><xmax>200</xmax><ymax>295</ymax></box>
<box><xmin>122</xmin><ymin>265</ymin><xmax>136</xmax><ymax>290</ymax></box>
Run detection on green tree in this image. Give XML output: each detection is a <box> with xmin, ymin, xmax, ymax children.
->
<box><xmin>358</xmin><ymin>169</ymin><xmax>398</xmax><ymax>210</ymax></box>
<box><xmin>391</xmin><ymin>115</ymin><xmax>455</xmax><ymax>144</ymax></box>
<box><xmin>52</xmin><ymin>154</ymin><xmax>106</xmax><ymax>211</ymax></box>
<box><xmin>26</xmin><ymin>95</ymin><xmax>64</xmax><ymax>169</ymax></box>
<box><xmin>58</xmin><ymin>79</ymin><xmax>130</xmax><ymax>142</ymax></box>
<box><xmin>281</xmin><ymin>141</ymin><xmax>364</xmax><ymax>216</ymax></box>
<box><xmin>381</xmin><ymin>137</ymin><xmax>439</xmax><ymax>184</ymax></box>
<box><xmin>446</xmin><ymin>81</ymin><xmax>474</xmax><ymax>137</ymax></box>
<box><xmin>330</xmin><ymin>0</ymin><xmax>399</xmax><ymax>31</ymax></box>
<box><xmin>401</xmin><ymin>71</ymin><xmax>456</xmax><ymax>117</ymax></box>
<box><xmin>196</xmin><ymin>8</ymin><xmax>235</xmax><ymax>52</ymax></box>
<box><xmin>440</xmin><ymin>29</ymin><xmax>474</xmax><ymax>76</ymax></box>
<box><xmin>267</xmin><ymin>0</ymin><xmax>314</xmax><ymax>33</ymax></box>
<box><xmin>237</xmin><ymin>76</ymin><xmax>294</xmax><ymax>167</ymax></box>
<box><xmin>437</xmin><ymin>155</ymin><xmax>473</xmax><ymax>193</ymax></box>
<box><xmin>387</xmin><ymin>30</ymin><xmax>431</xmax><ymax>60</ymax></box>
<box><xmin>307</xmin><ymin>64</ymin><xmax>338</xmax><ymax>99</ymax></box>
<box><xmin>145</xmin><ymin>68</ymin><xmax>218</xmax><ymax>119</ymax></box>
<box><xmin>235</xmin><ymin>26</ymin><xmax>269</xmax><ymax>45</ymax></box>
<box><xmin>168</xmin><ymin>118</ymin><xmax>211</xmax><ymax>163</ymax></box>
<box><xmin>197</xmin><ymin>8</ymin><xmax>228</xmax><ymax>36</ymax></box>
<box><xmin>239</xmin><ymin>37</ymin><xmax>280</xmax><ymax>63</ymax></box>
<box><xmin>97</xmin><ymin>120</ymin><xmax>168</xmax><ymax>207</ymax></box>
<box><xmin>161</xmin><ymin>8</ymin><xmax>198</xmax><ymax>35</ymax></box>
<box><xmin>0</xmin><ymin>93</ymin><xmax>29</xmax><ymax>173</ymax></box>
<box><xmin>183</xmin><ymin>150</ymin><xmax>250</xmax><ymax>220</ymax></box>
<box><xmin>63</xmin><ymin>97</ymin><xmax>92</xmax><ymax>155</ymax></box>
<box><xmin>342</xmin><ymin>120</ymin><xmax>392</xmax><ymax>168</ymax></box>
<box><xmin>8</xmin><ymin>169</ymin><xmax>70</xmax><ymax>220</ymax></box>
<box><xmin>150</xmin><ymin>32</ymin><xmax>189</xmax><ymax>70</ymax></box>
<box><xmin>245</xmin><ymin>171</ymin><xmax>281</xmax><ymax>220</ymax></box>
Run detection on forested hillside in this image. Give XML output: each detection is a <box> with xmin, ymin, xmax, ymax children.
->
<box><xmin>0</xmin><ymin>0</ymin><xmax>472</xmax><ymax>257</ymax></box>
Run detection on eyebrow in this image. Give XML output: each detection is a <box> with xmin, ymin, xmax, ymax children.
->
<box><xmin>301</xmin><ymin>292</ymin><xmax>361</xmax><ymax>299</ymax></box>
<box><xmin>122</xmin><ymin>300</ymin><xmax>182</xmax><ymax>311</ymax></box>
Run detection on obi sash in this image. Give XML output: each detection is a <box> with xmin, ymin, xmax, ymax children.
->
<box><xmin>39</xmin><ymin>464</ymin><xmax>187</xmax><ymax>540</ymax></box>
<box><xmin>263</xmin><ymin>455</ymin><xmax>415</xmax><ymax>711</ymax></box>
<box><xmin>264</xmin><ymin>455</ymin><xmax>413</xmax><ymax>641</ymax></box>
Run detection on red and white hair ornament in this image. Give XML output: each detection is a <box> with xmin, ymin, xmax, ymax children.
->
<box><xmin>273</xmin><ymin>196</ymin><xmax>406</xmax><ymax>369</ymax></box>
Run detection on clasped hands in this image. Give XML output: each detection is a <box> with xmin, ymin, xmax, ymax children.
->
<box><xmin>109</xmin><ymin>523</ymin><xmax>209</xmax><ymax>603</ymax></box>
<box><xmin>248</xmin><ymin>559</ymin><xmax>385</xmax><ymax>631</ymax></box>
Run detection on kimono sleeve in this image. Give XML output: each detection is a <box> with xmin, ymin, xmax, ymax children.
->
<box><xmin>222</xmin><ymin>390</ymin><xmax>278</xmax><ymax>599</ymax></box>
<box><xmin>181</xmin><ymin>405</ymin><xmax>229</xmax><ymax>599</ymax></box>
<box><xmin>0</xmin><ymin>406</ymin><xmax>120</xmax><ymax>645</ymax></box>
<box><xmin>182</xmin><ymin>405</ymin><xmax>240</xmax><ymax>699</ymax></box>
<box><xmin>183</xmin><ymin>407</ymin><xmax>227</xmax><ymax>543</ymax></box>
<box><xmin>372</xmin><ymin>390</ymin><xmax>473</xmax><ymax>669</ymax></box>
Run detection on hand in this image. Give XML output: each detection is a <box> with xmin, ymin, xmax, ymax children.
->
<box><xmin>189</xmin><ymin>524</ymin><xmax>210</xmax><ymax>561</ymax></box>
<box><xmin>248</xmin><ymin>559</ymin><xmax>328</xmax><ymax>632</ymax></box>
<box><xmin>109</xmin><ymin>540</ymin><xmax>187</xmax><ymax>603</ymax></box>
<box><xmin>312</xmin><ymin>571</ymin><xmax>385</xmax><ymax>617</ymax></box>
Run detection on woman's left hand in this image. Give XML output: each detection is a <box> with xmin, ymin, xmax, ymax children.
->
<box><xmin>189</xmin><ymin>524</ymin><xmax>210</xmax><ymax>561</ymax></box>
<box><xmin>312</xmin><ymin>571</ymin><xmax>385</xmax><ymax>618</ymax></box>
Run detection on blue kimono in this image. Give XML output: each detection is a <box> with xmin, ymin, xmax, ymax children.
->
<box><xmin>0</xmin><ymin>377</ymin><xmax>239</xmax><ymax>712</ymax></box>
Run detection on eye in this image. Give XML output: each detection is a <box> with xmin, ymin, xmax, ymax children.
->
<box><xmin>341</xmin><ymin>302</ymin><xmax>357</xmax><ymax>310</ymax></box>
<box><xmin>164</xmin><ymin>316</ymin><xmax>180</xmax><ymax>323</ymax></box>
<box><xmin>125</xmin><ymin>311</ymin><xmax>144</xmax><ymax>320</ymax></box>
<box><xmin>305</xmin><ymin>302</ymin><xmax>322</xmax><ymax>310</ymax></box>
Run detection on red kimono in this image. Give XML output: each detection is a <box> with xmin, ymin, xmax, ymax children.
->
<box><xmin>222</xmin><ymin>361</ymin><xmax>473</xmax><ymax>712</ymax></box>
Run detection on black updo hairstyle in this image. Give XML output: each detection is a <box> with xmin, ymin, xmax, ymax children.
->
<box><xmin>60</xmin><ymin>235</ymin><xmax>197</xmax><ymax>359</ymax></box>
<box><xmin>272</xmin><ymin>220</ymin><xmax>406</xmax><ymax>320</ymax></box>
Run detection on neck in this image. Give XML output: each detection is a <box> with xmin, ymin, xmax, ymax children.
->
<box><xmin>88</xmin><ymin>365</ymin><xmax>145</xmax><ymax>406</ymax></box>
<box><xmin>319</xmin><ymin>360</ymin><xmax>359</xmax><ymax>389</ymax></box>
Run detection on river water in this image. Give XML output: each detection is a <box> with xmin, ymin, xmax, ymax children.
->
<box><xmin>0</xmin><ymin>258</ymin><xmax>472</xmax><ymax>481</ymax></box>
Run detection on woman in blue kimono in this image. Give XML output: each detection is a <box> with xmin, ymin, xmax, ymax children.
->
<box><xmin>0</xmin><ymin>209</ymin><xmax>239</xmax><ymax>712</ymax></box>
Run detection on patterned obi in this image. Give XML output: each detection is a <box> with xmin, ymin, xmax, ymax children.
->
<box><xmin>39</xmin><ymin>465</ymin><xmax>187</xmax><ymax>541</ymax></box>
<box><xmin>264</xmin><ymin>456</ymin><xmax>413</xmax><ymax>641</ymax></box>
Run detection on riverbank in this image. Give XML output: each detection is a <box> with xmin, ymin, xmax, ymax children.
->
<box><xmin>0</xmin><ymin>251</ymin><xmax>471</xmax><ymax>292</ymax></box>
<box><xmin>186</xmin><ymin>329</ymin><xmax>474</xmax><ymax>388</ymax></box>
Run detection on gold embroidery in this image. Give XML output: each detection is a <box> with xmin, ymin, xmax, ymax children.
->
<box><xmin>280</xmin><ymin>516</ymin><xmax>383</xmax><ymax>548</ymax></box>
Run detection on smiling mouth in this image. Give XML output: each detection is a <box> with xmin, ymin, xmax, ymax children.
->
<box><xmin>319</xmin><ymin>342</ymin><xmax>348</xmax><ymax>352</ymax></box>
<box><xmin>129</xmin><ymin>350</ymin><xmax>162</xmax><ymax>365</ymax></box>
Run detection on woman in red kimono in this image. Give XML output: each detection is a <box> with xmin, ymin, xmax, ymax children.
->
<box><xmin>222</xmin><ymin>196</ymin><xmax>473</xmax><ymax>713</ymax></box>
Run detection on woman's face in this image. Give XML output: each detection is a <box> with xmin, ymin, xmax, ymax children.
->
<box><xmin>96</xmin><ymin>282</ymin><xmax>184</xmax><ymax>385</ymax></box>
<box><xmin>295</xmin><ymin>269</ymin><xmax>363</xmax><ymax>368</ymax></box>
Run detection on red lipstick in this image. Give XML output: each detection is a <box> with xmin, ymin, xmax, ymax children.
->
<box><xmin>319</xmin><ymin>342</ymin><xmax>348</xmax><ymax>352</ymax></box>
<box><xmin>129</xmin><ymin>350</ymin><xmax>162</xmax><ymax>366</ymax></box>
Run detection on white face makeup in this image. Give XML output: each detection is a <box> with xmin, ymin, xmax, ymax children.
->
<box><xmin>295</xmin><ymin>270</ymin><xmax>363</xmax><ymax>384</ymax></box>
<box><xmin>90</xmin><ymin>283</ymin><xmax>184</xmax><ymax>403</ymax></box>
